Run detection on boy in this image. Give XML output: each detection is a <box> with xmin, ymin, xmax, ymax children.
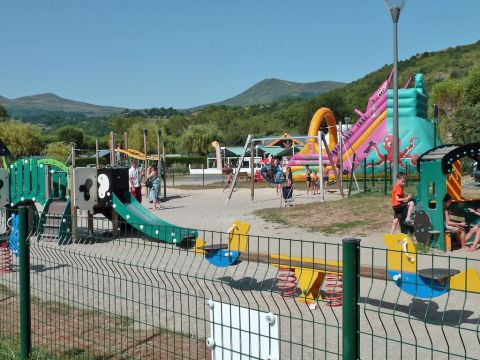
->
<box><xmin>390</xmin><ymin>172</ymin><xmax>414</xmax><ymax>234</ymax></box>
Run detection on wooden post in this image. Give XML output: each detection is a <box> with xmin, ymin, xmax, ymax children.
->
<box><xmin>338</xmin><ymin>120</ymin><xmax>344</xmax><ymax>194</ymax></box>
<box><xmin>162</xmin><ymin>139</ymin><xmax>167</xmax><ymax>200</ymax></box>
<box><xmin>87</xmin><ymin>211</ymin><xmax>94</xmax><ymax>235</ymax></box>
<box><xmin>124</xmin><ymin>131</ymin><xmax>129</xmax><ymax>150</ymax></box>
<box><xmin>143</xmin><ymin>128</ymin><xmax>148</xmax><ymax>168</ymax></box>
<box><xmin>250</xmin><ymin>139</ymin><xmax>255</xmax><ymax>201</ymax></box>
<box><xmin>112</xmin><ymin>209</ymin><xmax>119</xmax><ymax>238</ymax></box>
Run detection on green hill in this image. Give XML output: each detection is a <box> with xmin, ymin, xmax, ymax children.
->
<box><xmin>337</xmin><ymin>40</ymin><xmax>480</xmax><ymax>111</ymax></box>
<box><xmin>210</xmin><ymin>78</ymin><xmax>345</xmax><ymax>107</ymax></box>
<box><xmin>0</xmin><ymin>93</ymin><xmax>123</xmax><ymax>118</ymax></box>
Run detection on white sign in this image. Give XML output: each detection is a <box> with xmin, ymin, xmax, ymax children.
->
<box><xmin>207</xmin><ymin>300</ymin><xmax>279</xmax><ymax>360</ymax></box>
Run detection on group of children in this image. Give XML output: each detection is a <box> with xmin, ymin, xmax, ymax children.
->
<box><xmin>305</xmin><ymin>164</ymin><xmax>330</xmax><ymax>195</ymax></box>
<box><xmin>390</xmin><ymin>172</ymin><xmax>480</xmax><ymax>251</ymax></box>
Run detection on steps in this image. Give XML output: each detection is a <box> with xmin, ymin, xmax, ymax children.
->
<box><xmin>37</xmin><ymin>198</ymin><xmax>71</xmax><ymax>244</ymax></box>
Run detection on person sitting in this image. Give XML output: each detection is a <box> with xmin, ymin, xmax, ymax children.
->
<box><xmin>443</xmin><ymin>194</ymin><xmax>468</xmax><ymax>250</ymax></box>
<box><xmin>464</xmin><ymin>207</ymin><xmax>480</xmax><ymax>251</ymax></box>
<box><xmin>390</xmin><ymin>172</ymin><xmax>414</xmax><ymax>234</ymax></box>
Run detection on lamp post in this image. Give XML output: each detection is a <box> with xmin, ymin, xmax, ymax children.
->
<box><xmin>385</xmin><ymin>0</ymin><xmax>406</xmax><ymax>182</ymax></box>
<box><xmin>433</xmin><ymin>104</ymin><xmax>438</xmax><ymax>147</ymax></box>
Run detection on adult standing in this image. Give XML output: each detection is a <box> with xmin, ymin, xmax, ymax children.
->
<box><xmin>129</xmin><ymin>159</ymin><xmax>143</xmax><ymax>203</ymax></box>
<box><xmin>147</xmin><ymin>163</ymin><xmax>161</xmax><ymax>210</ymax></box>
<box><xmin>305</xmin><ymin>165</ymin><xmax>312</xmax><ymax>195</ymax></box>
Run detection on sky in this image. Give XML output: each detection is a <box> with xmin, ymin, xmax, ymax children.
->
<box><xmin>1</xmin><ymin>0</ymin><xmax>479</xmax><ymax>109</ymax></box>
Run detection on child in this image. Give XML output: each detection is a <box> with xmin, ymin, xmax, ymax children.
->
<box><xmin>322</xmin><ymin>164</ymin><xmax>329</xmax><ymax>193</ymax></box>
<box><xmin>443</xmin><ymin>194</ymin><xmax>468</xmax><ymax>250</ymax></box>
<box><xmin>312</xmin><ymin>171</ymin><xmax>319</xmax><ymax>195</ymax></box>
<box><xmin>305</xmin><ymin>165</ymin><xmax>312</xmax><ymax>195</ymax></box>
<box><xmin>390</xmin><ymin>172</ymin><xmax>414</xmax><ymax>234</ymax></box>
<box><xmin>463</xmin><ymin>206</ymin><xmax>480</xmax><ymax>251</ymax></box>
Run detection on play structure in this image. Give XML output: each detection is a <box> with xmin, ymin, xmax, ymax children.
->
<box><xmin>287</xmin><ymin>72</ymin><xmax>440</xmax><ymax>181</ymax></box>
<box><xmin>410</xmin><ymin>142</ymin><xmax>480</xmax><ymax>251</ymax></box>
<box><xmin>384</xmin><ymin>233</ymin><xmax>480</xmax><ymax>298</ymax></box>
<box><xmin>0</xmin><ymin>140</ymin><xmax>197</xmax><ymax>245</ymax></box>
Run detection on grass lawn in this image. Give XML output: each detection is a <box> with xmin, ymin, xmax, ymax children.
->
<box><xmin>253</xmin><ymin>190</ymin><xmax>405</xmax><ymax>236</ymax></box>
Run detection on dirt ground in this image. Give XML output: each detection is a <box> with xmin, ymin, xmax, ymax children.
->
<box><xmin>0</xmin><ymin>289</ymin><xmax>209</xmax><ymax>359</ymax></box>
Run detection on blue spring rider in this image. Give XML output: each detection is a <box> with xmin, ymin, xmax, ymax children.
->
<box><xmin>8</xmin><ymin>214</ymin><xmax>19</xmax><ymax>256</ymax></box>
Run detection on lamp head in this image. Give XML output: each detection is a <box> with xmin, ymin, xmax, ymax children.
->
<box><xmin>385</xmin><ymin>0</ymin><xmax>406</xmax><ymax>22</ymax></box>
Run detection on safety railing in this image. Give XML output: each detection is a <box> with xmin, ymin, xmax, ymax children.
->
<box><xmin>0</xmin><ymin>208</ymin><xmax>479</xmax><ymax>359</ymax></box>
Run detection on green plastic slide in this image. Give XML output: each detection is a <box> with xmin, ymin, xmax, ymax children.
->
<box><xmin>112</xmin><ymin>193</ymin><xmax>198</xmax><ymax>244</ymax></box>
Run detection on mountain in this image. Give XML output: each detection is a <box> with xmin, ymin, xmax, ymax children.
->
<box><xmin>210</xmin><ymin>79</ymin><xmax>345</xmax><ymax>107</ymax></box>
<box><xmin>0</xmin><ymin>93</ymin><xmax>124</xmax><ymax>118</ymax></box>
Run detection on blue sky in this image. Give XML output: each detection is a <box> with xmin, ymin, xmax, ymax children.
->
<box><xmin>1</xmin><ymin>0</ymin><xmax>479</xmax><ymax>109</ymax></box>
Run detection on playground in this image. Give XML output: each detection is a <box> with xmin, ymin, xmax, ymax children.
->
<box><xmin>1</xmin><ymin>71</ymin><xmax>480</xmax><ymax>359</ymax></box>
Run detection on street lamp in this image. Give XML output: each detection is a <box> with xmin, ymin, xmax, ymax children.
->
<box><xmin>385</xmin><ymin>0</ymin><xmax>406</xmax><ymax>182</ymax></box>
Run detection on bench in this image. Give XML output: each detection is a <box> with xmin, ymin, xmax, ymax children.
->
<box><xmin>418</xmin><ymin>268</ymin><xmax>460</xmax><ymax>283</ymax></box>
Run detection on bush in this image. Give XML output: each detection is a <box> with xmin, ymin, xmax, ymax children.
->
<box><xmin>165</xmin><ymin>156</ymin><xmax>206</xmax><ymax>167</ymax></box>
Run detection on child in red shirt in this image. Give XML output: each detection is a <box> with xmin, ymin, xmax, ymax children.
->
<box><xmin>390</xmin><ymin>172</ymin><xmax>414</xmax><ymax>234</ymax></box>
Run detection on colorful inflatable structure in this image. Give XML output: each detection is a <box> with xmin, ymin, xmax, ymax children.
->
<box><xmin>287</xmin><ymin>71</ymin><xmax>440</xmax><ymax>181</ymax></box>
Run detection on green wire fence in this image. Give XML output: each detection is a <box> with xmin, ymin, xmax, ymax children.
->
<box><xmin>0</xmin><ymin>208</ymin><xmax>479</xmax><ymax>359</ymax></box>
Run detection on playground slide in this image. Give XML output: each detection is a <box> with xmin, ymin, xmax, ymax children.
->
<box><xmin>112</xmin><ymin>193</ymin><xmax>198</xmax><ymax>244</ymax></box>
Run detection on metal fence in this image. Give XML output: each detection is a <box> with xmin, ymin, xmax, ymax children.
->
<box><xmin>1</xmin><ymin>208</ymin><xmax>479</xmax><ymax>359</ymax></box>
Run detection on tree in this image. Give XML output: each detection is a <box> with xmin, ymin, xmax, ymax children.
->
<box><xmin>0</xmin><ymin>121</ymin><xmax>44</xmax><ymax>158</ymax></box>
<box><xmin>179</xmin><ymin>123</ymin><xmax>220</xmax><ymax>155</ymax></box>
<box><xmin>464</xmin><ymin>65</ymin><xmax>480</xmax><ymax>106</ymax></box>
<box><xmin>56</xmin><ymin>126</ymin><xmax>85</xmax><ymax>149</ymax></box>
<box><xmin>0</xmin><ymin>105</ymin><xmax>8</xmax><ymax>121</ymax></box>
<box><xmin>42</xmin><ymin>141</ymin><xmax>71</xmax><ymax>163</ymax></box>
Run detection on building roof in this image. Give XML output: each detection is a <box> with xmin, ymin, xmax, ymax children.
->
<box><xmin>267</xmin><ymin>133</ymin><xmax>305</xmax><ymax>147</ymax></box>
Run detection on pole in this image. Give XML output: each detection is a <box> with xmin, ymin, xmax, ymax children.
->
<box><xmin>111</xmin><ymin>132</ymin><xmax>117</xmax><ymax>167</ymax></box>
<box><xmin>338</xmin><ymin>120</ymin><xmax>344</xmax><ymax>193</ymax></box>
<box><xmin>348</xmin><ymin>153</ymin><xmax>356</xmax><ymax>197</ymax></box>
<box><xmin>202</xmin><ymin>164</ymin><xmax>205</xmax><ymax>187</ymax></box>
<box><xmin>157</xmin><ymin>130</ymin><xmax>162</xmax><ymax>197</ymax></box>
<box><xmin>342</xmin><ymin>238</ymin><xmax>360</xmax><ymax>360</ymax></box>
<box><xmin>124</xmin><ymin>131</ymin><xmax>129</xmax><ymax>150</ymax></box>
<box><xmin>70</xmin><ymin>146</ymin><xmax>77</xmax><ymax>239</ymax></box>
<box><xmin>95</xmin><ymin>139</ymin><xmax>99</xmax><ymax>169</ymax></box>
<box><xmin>384</xmin><ymin>155</ymin><xmax>388</xmax><ymax>196</ymax></box>
<box><xmin>363</xmin><ymin>158</ymin><xmax>367</xmax><ymax>193</ymax></box>
<box><xmin>143</xmin><ymin>129</ymin><xmax>148</xmax><ymax>169</ymax></box>
<box><xmin>392</xmin><ymin>9</ymin><xmax>400</xmax><ymax>184</ymax></box>
<box><xmin>162</xmin><ymin>140</ymin><xmax>167</xmax><ymax>200</ymax></box>
<box><xmin>371</xmin><ymin>159</ymin><xmax>375</xmax><ymax>188</ymax></box>
<box><xmin>433</xmin><ymin>104</ymin><xmax>438</xmax><ymax>147</ymax></box>
<box><xmin>250</xmin><ymin>139</ymin><xmax>255</xmax><ymax>201</ymax></box>
<box><xmin>109</xmin><ymin>131</ymin><xmax>114</xmax><ymax>166</ymax></box>
<box><xmin>318</xmin><ymin>130</ymin><xmax>324</xmax><ymax>202</ymax></box>
<box><xmin>18</xmin><ymin>206</ymin><xmax>31</xmax><ymax>360</ymax></box>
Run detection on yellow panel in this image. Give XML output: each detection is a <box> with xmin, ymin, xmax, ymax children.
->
<box><xmin>228</xmin><ymin>220</ymin><xmax>251</xmax><ymax>252</ymax></box>
<box><xmin>384</xmin><ymin>234</ymin><xmax>417</xmax><ymax>273</ymax></box>
<box><xmin>447</xmin><ymin>160</ymin><xmax>462</xmax><ymax>200</ymax></box>
<box><xmin>293</xmin><ymin>268</ymin><xmax>325</xmax><ymax>304</ymax></box>
<box><xmin>449</xmin><ymin>268</ymin><xmax>480</xmax><ymax>293</ymax></box>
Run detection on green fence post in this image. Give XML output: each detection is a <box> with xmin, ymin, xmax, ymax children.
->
<box><xmin>384</xmin><ymin>155</ymin><xmax>388</xmax><ymax>196</ymax></box>
<box><xmin>371</xmin><ymin>159</ymin><xmax>374</xmax><ymax>188</ymax></box>
<box><xmin>363</xmin><ymin>159</ymin><xmax>367</xmax><ymax>193</ymax></box>
<box><xmin>18</xmin><ymin>206</ymin><xmax>31</xmax><ymax>360</ymax></box>
<box><xmin>342</xmin><ymin>238</ymin><xmax>360</xmax><ymax>360</ymax></box>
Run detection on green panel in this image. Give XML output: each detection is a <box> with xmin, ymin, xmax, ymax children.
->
<box><xmin>112</xmin><ymin>193</ymin><xmax>198</xmax><ymax>244</ymax></box>
<box><xmin>416</xmin><ymin>161</ymin><xmax>446</xmax><ymax>250</ymax></box>
<box><xmin>9</xmin><ymin>163</ymin><xmax>16</xmax><ymax>204</ymax></box>
<box><xmin>16</xmin><ymin>160</ymin><xmax>23</xmax><ymax>201</ymax></box>
<box><xmin>58</xmin><ymin>199</ymin><xmax>72</xmax><ymax>245</ymax></box>
<box><xmin>23</xmin><ymin>159</ymin><xmax>31</xmax><ymax>198</ymax></box>
<box><xmin>31</xmin><ymin>159</ymin><xmax>38</xmax><ymax>200</ymax></box>
<box><xmin>37</xmin><ymin>163</ymin><xmax>46</xmax><ymax>205</ymax></box>
<box><xmin>38</xmin><ymin>158</ymin><xmax>69</xmax><ymax>173</ymax></box>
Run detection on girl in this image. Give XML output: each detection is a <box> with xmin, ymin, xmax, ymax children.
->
<box><xmin>312</xmin><ymin>171</ymin><xmax>319</xmax><ymax>195</ymax></box>
<box><xmin>305</xmin><ymin>165</ymin><xmax>312</xmax><ymax>195</ymax></box>
<box><xmin>147</xmin><ymin>164</ymin><xmax>161</xmax><ymax>210</ymax></box>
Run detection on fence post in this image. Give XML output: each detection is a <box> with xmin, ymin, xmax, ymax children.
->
<box><xmin>172</xmin><ymin>169</ymin><xmax>175</xmax><ymax>187</ymax></box>
<box><xmin>371</xmin><ymin>159</ymin><xmax>374</xmax><ymax>188</ymax></box>
<box><xmin>342</xmin><ymin>238</ymin><xmax>360</xmax><ymax>360</ymax></box>
<box><xmin>363</xmin><ymin>159</ymin><xmax>367</xmax><ymax>193</ymax></box>
<box><xmin>18</xmin><ymin>206</ymin><xmax>31</xmax><ymax>360</ymax></box>
<box><xmin>384</xmin><ymin>155</ymin><xmax>387</xmax><ymax>196</ymax></box>
<box><xmin>202</xmin><ymin>165</ymin><xmax>205</xmax><ymax>187</ymax></box>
